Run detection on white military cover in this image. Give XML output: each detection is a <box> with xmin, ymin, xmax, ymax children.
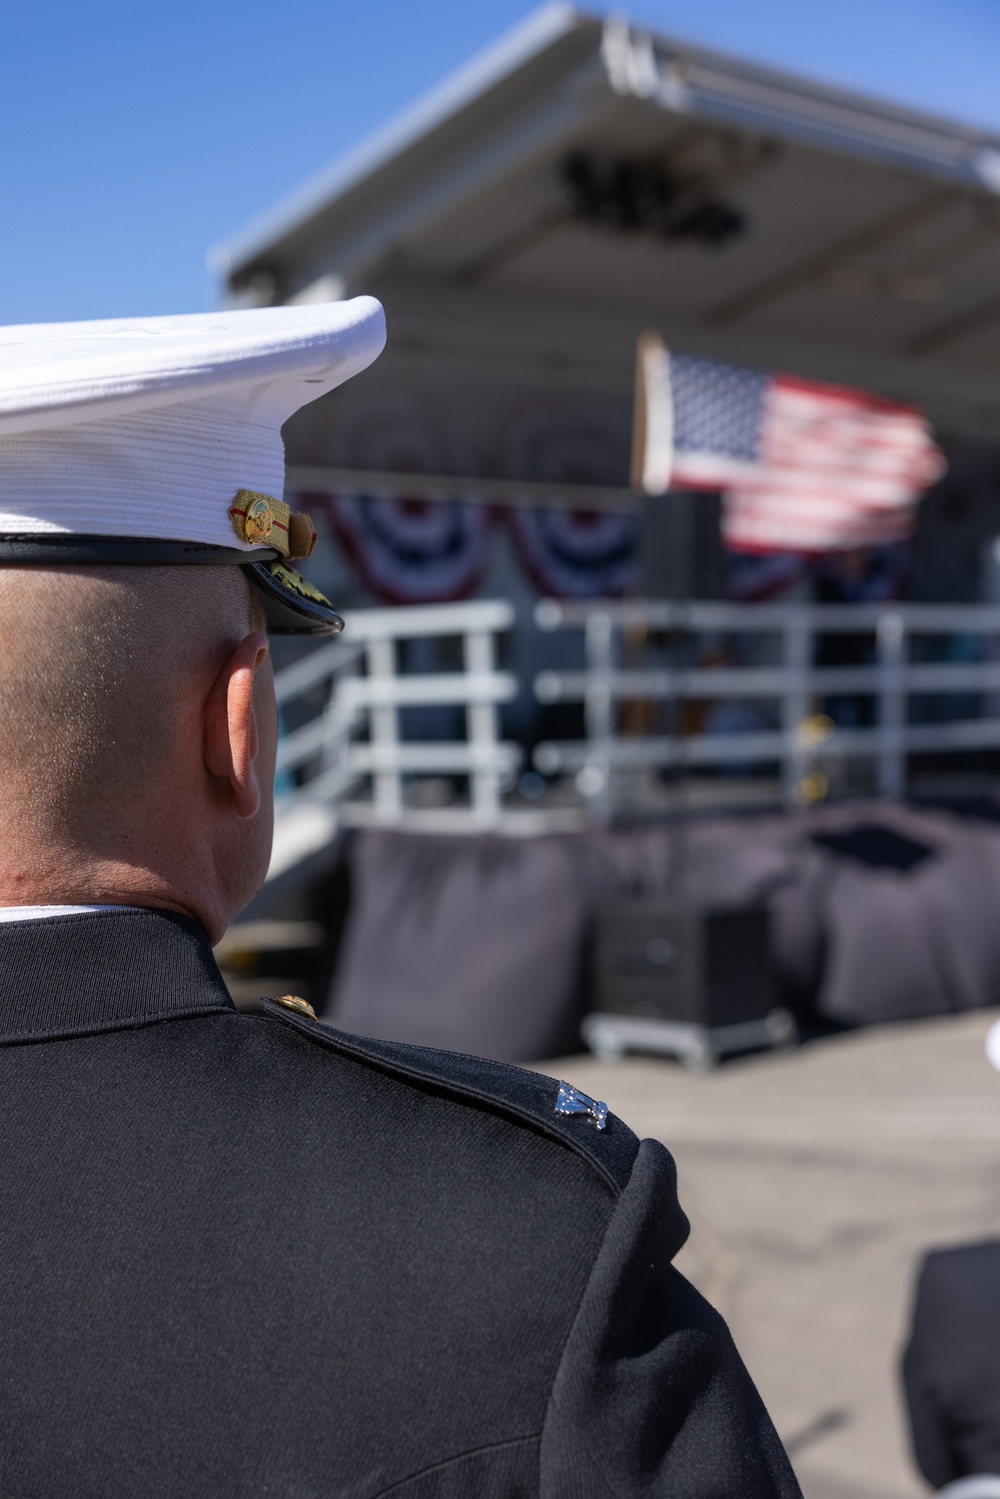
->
<box><xmin>0</xmin><ymin>299</ymin><xmax>386</xmax><ymax>552</ymax></box>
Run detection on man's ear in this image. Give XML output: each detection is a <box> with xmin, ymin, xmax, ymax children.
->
<box><xmin>203</xmin><ymin>631</ymin><xmax>271</xmax><ymax>818</ymax></box>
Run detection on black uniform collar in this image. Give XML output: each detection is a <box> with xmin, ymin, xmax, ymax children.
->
<box><xmin>0</xmin><ymin>907</ymin><xmax>234</xmax><ymax>1045</ymax></box>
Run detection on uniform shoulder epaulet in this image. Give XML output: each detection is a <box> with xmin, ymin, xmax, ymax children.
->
<box><xmin>258</xmin><ymin>997</ymin><xmax>639</xmax><ymax>1195</ymax></box>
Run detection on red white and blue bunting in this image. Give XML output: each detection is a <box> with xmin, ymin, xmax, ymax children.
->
<box><xmin>503</xmin><ymin>414</ymin><xmax>639</xmax><ymax>598</ymax></box>
<box><xmin>313</xmin><ymin>490</ymin><xmax>639</xmax><ymax>603</ymax></box>
<box><xmin>506</xmin><ymin>506</ymin><xmax>639</xmax><ymax>598</ymax></box>
<box><xmin>321</xmin><ymin>490</ymin><xmax>492</xmax><ymax>605</ymax></box>
<box><xmin>306</xmin><ymin>415</ymin><xmax>493</xmax><ymax>604</ymax></box>
<box><xmin>304</xmin><ymin>413</ymin><xmax>640</xmax><ymax>603</ymax></box>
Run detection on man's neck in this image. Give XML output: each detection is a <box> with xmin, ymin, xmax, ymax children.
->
<box><xmin>0</xmin><ymin>840</ymin><xmax>224</xmax><ymax>941</ymax></box>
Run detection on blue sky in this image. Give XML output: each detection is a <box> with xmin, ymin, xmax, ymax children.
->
<box><xmin>1</xmin><ymin>0</ymin><xmax>998</xmax><ymax>325</ymax></box>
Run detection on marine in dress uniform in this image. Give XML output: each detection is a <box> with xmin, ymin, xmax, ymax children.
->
<box><xmin>0</xmin><ymin>302</ymin><xmax>800</xmax><ymax>1497</ymax></box>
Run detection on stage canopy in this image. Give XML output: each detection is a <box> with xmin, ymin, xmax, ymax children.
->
<box><xmin>214</xmin><ymin>4</ymin><xmax>1000</xmax><ymax>441</ymax></box>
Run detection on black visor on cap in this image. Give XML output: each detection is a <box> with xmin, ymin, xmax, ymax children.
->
<box><xmin>242</xmin><ymin>560</ymin><xmax>344</xmax><ymax>636</ymax></box>
<box><xmin>0</xmin><ymin>534</ymin><xmax>344</xmax><ymax>636</ymax></box>
<box><xmin>0</xmin><ymin>535</ymin><xmax>262</xmax><ymax>566</ymax></box>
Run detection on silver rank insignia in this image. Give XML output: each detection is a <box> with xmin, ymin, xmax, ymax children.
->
<box><xmin>554</xmin><ymin>1081</ymin><xmax>609</xmax><ymax>1131</ymax></box>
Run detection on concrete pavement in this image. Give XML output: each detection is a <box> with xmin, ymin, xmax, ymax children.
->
<box><xmin>545</xmin><ymin>1009</ymin><xmax>1000</xmax><ymax>1499</ymax></box>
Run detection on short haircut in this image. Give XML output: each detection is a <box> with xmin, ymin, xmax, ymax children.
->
<box><xmin>0</xmin><ymin>564</ymin><xmax>263</xmax><ymax>840</ymax></box>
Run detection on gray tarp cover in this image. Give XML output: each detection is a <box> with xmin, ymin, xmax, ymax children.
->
<box><xmin>327</xmin><ymin>803</ymin><xmax>1000</xmax><ymax>1061</ymax></box>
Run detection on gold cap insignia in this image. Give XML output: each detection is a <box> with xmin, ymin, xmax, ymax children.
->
<box><xmin>268</xmin><ymin>561</ymin><xmax>330</xmax><ymax>605</ymax></box>
<box><xmin>230</xmin><ymin>490</ymin><xmax>287</xmax><ymax>548</ymax></box>
<box><xmin>230</xmin><ymin>491</ymin><xmax>317</xmax><ymax>559</ymax></box>
<box><xmin>243</xmin><ymin>495</ymin><xmax>274</xmax><ymax>543</ymax></box>
<box><xmin>272</xmin><ymin>994</ymin><xmax>317</xmax><ymax>1019</ymax></box>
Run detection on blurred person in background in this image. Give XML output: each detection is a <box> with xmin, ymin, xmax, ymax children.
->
<box><xmin>903</xmin><ymin>1028</ymin><xmax>1000</xmax><ymax>1497</ymax></box>
<box><xmin>903</xmin><ymin>1241</ymin><xmax>1000</xmax><ymax>1497</ymax></box>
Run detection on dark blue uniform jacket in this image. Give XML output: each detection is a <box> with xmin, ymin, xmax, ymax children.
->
<box><xmin>0</xmin><ymin>908</ymin><xmax>800</xmax><ymax>1497</ymax></box>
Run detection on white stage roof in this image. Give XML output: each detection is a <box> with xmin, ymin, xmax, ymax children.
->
<box><xmin>213</xmin><ymin>5</ymin><xmax>1000</xmax><ymax>438</ymax></box>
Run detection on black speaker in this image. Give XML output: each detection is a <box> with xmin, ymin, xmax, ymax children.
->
<box><xmin>592</xmin><ymin>900</ymin><xmax>775</xmax><ymax>1030</ymax></box>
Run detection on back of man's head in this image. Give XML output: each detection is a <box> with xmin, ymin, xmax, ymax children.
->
<box><xmin>0</xmin><ymin>565</ymin><xmax>273</xmax><ymax>937</ymax></box>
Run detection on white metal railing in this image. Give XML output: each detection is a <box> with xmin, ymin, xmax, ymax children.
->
<box><xmin>267</xmin><ymin>596</ymin><xmax>1000</xmax><ymax>879</ymax></box>
<box><xmin>268</xmin><ymin>600</ymin><xmax>522</xmax><ymax>879</ymax></box>
<box><xmin>533</xmin><ymin>598</ymin><xmax>1000</xmax><ymax>817</ymax></box>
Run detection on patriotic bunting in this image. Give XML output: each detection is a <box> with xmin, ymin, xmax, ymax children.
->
<box><xmin>506</xmin><ymin>506</ymin><xmax>639</xmax><ymax>597</ymax></box>
<box><xmin>321</xmin><ymin>490</ymin><xmax>492</xmax><ymax>604</ymax></box>
<box><xmin>315</xmin><ymin>488</ymin><xmax>637</xmax><ymax>602</ymax></box>
<box><xmin>505</xmin><ymin>415</ymin><xmax>639</xmax><ymax>597</ymax></box>
<box><xmin>311</xmin><ymin>416</ymin><xmax>492</xmax><ymax>604</ymax></box>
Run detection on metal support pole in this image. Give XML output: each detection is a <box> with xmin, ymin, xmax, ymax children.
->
<box><xmin>782</xmin><ymin>607</ymin><xmax>811</xmax><ymax>806</ymax></box>
<box><xmin>583</xmin><ymin>610</ymin><xmax>615</xmax><ymax>824</ymax></box>
<box><xmin>319</xmin><ymin>654</ymin><xmax>360</xmax><ymax>773</ymax></box>
<box><xmin>465</xmin><ymin>628</ymin><xmax>501</xmax><ymax>826</ymax></box>
<box><xmin>877</xmin><ymin>610</ymin><xmax>906</xmax><ymax>799</ymax></box>
<box><xmin>366</xmin><ymin>637</ymin><xmax>402</xmax><ymax>821</ymax></box>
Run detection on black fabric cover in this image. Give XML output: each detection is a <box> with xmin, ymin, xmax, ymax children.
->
<box><xmin>0</xmin><ymin>908</ymin><xmax>798</xmax><ymax>1497</ymax></box>
<box><xmin>328</xmin><ymin>804</ymin><xmax>1000</xmax><ymax>1059</ymax></box>
<box><xmin>902</xmin><ymin>1241</ymin><xmax>1000</xmax><ymax>1488</ymax></box>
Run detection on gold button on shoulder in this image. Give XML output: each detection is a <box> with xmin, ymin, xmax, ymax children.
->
<box><xmin>272</xmin><ymin>994</ymin><xmax>317</xmax><ymax>1019</ymax></box>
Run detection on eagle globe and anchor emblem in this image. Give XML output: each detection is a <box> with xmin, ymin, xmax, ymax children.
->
<box><xmin>241</xmin><ymin>495</ymin><xmax>276</xmax><ymax>545</ymax></box>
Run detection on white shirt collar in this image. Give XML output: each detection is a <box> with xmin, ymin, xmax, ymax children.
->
<box><xmin>0</xmin><ymin>904</ymin><xmax>134</xmax><ymax>923</ymax></box>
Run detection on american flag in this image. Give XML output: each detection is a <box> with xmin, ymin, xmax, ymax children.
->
<box><xmin>635</xmin><ymin>342</ymin><xmax>945</xmax><ymax>553</ymax></box>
